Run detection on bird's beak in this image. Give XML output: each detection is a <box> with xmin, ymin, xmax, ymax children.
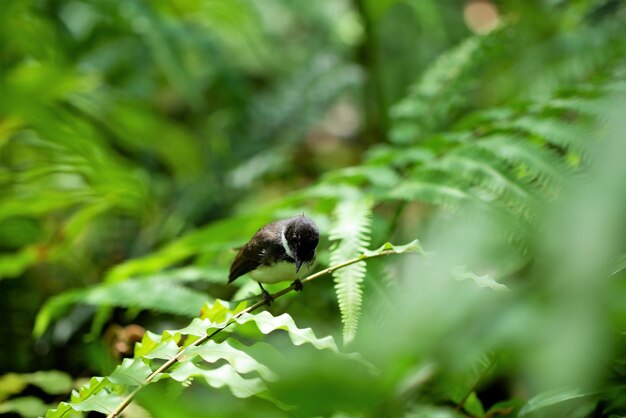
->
<box><xmin>295</xmin><ymin>258</ymin><xmax>303</xmax><ymax>273</ymax></box>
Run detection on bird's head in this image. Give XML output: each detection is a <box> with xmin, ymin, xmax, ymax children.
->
<box><xmin>283</xmin><ymin>216</ymin><xmax>319</xmax><ymax>272</ymax></box>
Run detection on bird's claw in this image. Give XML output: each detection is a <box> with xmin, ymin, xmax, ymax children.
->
<box><xmin>292</xmin><ymin>279</ymin><xmax>304</xmax><ymax>292</ymax></box>
<box><xmin>260</xmin><ymin>288</ymin><xmax>274</xmax><ymax>305</ymax></box>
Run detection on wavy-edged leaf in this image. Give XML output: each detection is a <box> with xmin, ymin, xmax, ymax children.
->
<box><xmin>134</xmin><ymin>331</ymin><xmax>165</xmax><ymax>358</ymax></box>
<box><xmin>199</xmin><ymin>299</ymin><xmax>244</xmax><ymax>322</ymax></box>
<box><xmin>108</xmin><ymin>358</ymin><xmax>152</xmax><ymax>386</ymax></box>
<box><xmin>451</xmin><ymin>266</ymin><xmax>509</xmax><ymax>292</ymax></box>
<box><xmin>163</xmin><ymin>318</ymin><xmax>224</xmax><ymax>339</ymax></box>
<box><xmin>330</xmin><ymin>198</ymin><xmax>373</xmax><ymax>344</ymax></box>
<box><xmin>70</xmin><ymin>377</ymin><xmax>108</xmax><ymax>403</ymax></box>
<box><xmin>185</xmin><ymin>339</ymin><xmax>276</xmax><ymax>380</ymax></box>
<box><xmin>142</xmin><ymin>340</ymin><xmax>180</xmax><ymax>360</ymax></box>
<box><xmin>234</xmin><ymin>311</ymin><xmax>339</xmax><ymax>351</ymax></box>
<box><xmin>44</xmin><ymin>402</ymin><xmax>74</xmax><ymax>418</ymax></box>
<box><xmin>47</xmin><ymin>390</ymin><xmax>122</xmax><ymax>418</ymax></box>
<box><xmin>70</xmin><ymin>390</ymin><xmax>122</xmax><ymax>415</ymax></box>
<box><xmin>167</xmin><ymin>362</ymin><xmax>265</xmax><ymax>398</ymax></box>
<box><xmin>363</xmin><ymin>240</ymin><xmax>423</xmax><ymax>257</ymax></box>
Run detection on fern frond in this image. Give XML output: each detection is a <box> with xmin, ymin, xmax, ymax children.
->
<box><xmin>390</xmin><ymin>27</ymin><xmax>502</xmax><ymax>144</ymax></box>
<box><xmin>330</xmin><ymin>198</ymin><xmax>373</xmax><ymax>344</ymax></box>
<box><xmin>44</xmin><ymin>299</ymin><xmax>350</xmax><ymax>417</ymax></box>
<box><xmin>472</xmin><ymin>135</ymin><xmax>571</xmax><ymax>194</ymax></box>
<box><xmin>432</xmin><ymin>152</ymin><xmax>539</xmax><ymax>222</ymax></box>
<box><xmin>389</xmin><ymin>176</ymin><xmax>531</xmax><ymax>248</ymax></box>
<box><xmin>492</xmin><ymin>115</ymin><xmax>589</xmax><ymax>154</ymax></box>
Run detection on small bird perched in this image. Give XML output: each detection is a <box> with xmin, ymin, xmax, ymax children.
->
<box><xmin>228</xmin><ymin>215</ymin><xmax>319</xmax><ymax>304</ymax></box>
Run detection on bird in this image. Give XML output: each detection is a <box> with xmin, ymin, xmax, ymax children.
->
<box><xmin>228</xmin><ymin>215</ymin><xmax>320</xmax><ymax>304</ymax></box>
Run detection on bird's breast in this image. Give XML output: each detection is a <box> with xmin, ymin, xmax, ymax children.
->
<box><xmin>249</xmin><ymin>261</ymin><xmax>312</xmax><ymax>284</ymax></box>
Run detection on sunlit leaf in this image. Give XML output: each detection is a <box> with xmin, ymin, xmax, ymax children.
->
<box><xmin>234</xmin><ymin>311</ymin><xmax>339</xmax><ymax>351</ymax></box>
<box><xmin>108</xmin><ymin>359</ymin><xmax>152</xmax><ymax>386</ymax></box>
<box><xmin>167</xmin><ymin>362</ymin><xmax>265</xmax><ymax>398</ymax></box>
<box><xmin>185</xmin><ymin>339</ymin><xmax>276</xmax><ymax>380</ymax></box>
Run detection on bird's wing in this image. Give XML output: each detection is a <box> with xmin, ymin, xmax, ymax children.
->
<box><xmin>228</xmin><ymin>222</ymin><xmax>283</xmax><ymax>284</ymax></box>
<box><xmin>228</xmin><ymin>249</ymin><xmax>260</xmax><ymax>284</ymax></box>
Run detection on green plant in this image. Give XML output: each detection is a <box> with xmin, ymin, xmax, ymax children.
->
<box><xmin>2</xmin><ymin>1</ymin><xmax>626</xmax><ymax>417</ymax></box>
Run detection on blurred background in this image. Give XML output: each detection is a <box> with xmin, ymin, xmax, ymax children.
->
<box><xmin>1</xmin><ymin>0</ymin><xmax>625</xmax><ymax>417</ymax></box>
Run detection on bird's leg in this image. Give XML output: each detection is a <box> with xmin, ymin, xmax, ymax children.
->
<box><xmin>258</xmin><ymin>282</ymin><xmax>274</xmax><ymax>305</ymax></box>
<box><xmin>291</xmin><ymin>279</ymin><xmax>303</xmax><ymax>292</ymax></box>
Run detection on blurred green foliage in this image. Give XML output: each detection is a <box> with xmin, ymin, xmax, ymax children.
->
<box><xmin>1</xmin><ymin>0</ymin><xmax>626</xmax><ymax>417</ymax></box>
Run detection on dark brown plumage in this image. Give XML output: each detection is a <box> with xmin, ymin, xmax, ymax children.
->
<box><xmin>228</xmin><ymin>216</ymin><xmax>319</xmax><ymax>285</ymax></box>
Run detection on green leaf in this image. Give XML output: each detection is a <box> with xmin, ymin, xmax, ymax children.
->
<box><xmin>104</xmin><ymin>213</ymin><xmax>277</xmax><ymax>283</ymax></box>
<box><xmin>199</xmin><ymin>299</ymin><xmax>243</xmax><ymax>322</ymax></box>
<box><xmin>142</xmin><ymin>340</ymin><xmax>181</xmax><ymax>360</ymax></box>
<box><xmin>330</xmin><ymin>198</ymin><xmax>373</xmax><ymax>344</ymax></box>
<box><xmin>44</xmin><ymin>403</ymin><xmax>74</xmax><ymax>418</ymax></box>
<box><xmin>451</xmin><ymin>265</ymin><xmax>509</xmax><ymax>291</ymax></box>
<box><xmin>0</xmin><ymin>371</ymin><xmax>72</xmax><ymax>402</ymax></box>
<box><xmin>612</xmin><ymin>253</ymin><xmax>626</xmax><ymax>275</ymax></box>
<box><xmin>0</xmin><ymin>373</ymin><xmax>27</xmax><ymax>402</ymax></box>
<box><xmin>185</xmin><ymin>339</ymin><xmax>276</xmax><ymax>380</ymax></box>
<box><xmin>0</xmin><ymin>247</ymin><xmax>38</xmax><ymax>280</ymax></box>
<box><xmin>364</xmin><ymin>240</ymin><xmax>423</xmax><ymax>257</ymax></box>
<box><xmin>164</xmin><ymin>318</ymin><xmax>224</xmax><ymax>339</ymax></box>
<box><xmin>70</xmin><ymin>377</ymin><xmax>108</xmax><ymax>403</ymax></box>
<box><xmin>390</xmin><ymin>180</ymin><xmax>476</xmax><ymax>207</ymax></box>
<box><xmin>167</xmin><ymin>362</ymin><xmax>265</xmax><ymax>398</ymax></box>
<box><xmin>108</xmin><ymin>358</ymin><xmax>152</xmax><ymax>386</ymax></box>
<box><xmin>321</xmin><ymin>166</ymin><xmax>400</xmax><ymax>189</ymax></box>
<box><xmin>463</xmin><ymin>391</ymin><xmax>485</xmax><ymax>417</ymax></box>
<box><xmin>134</xmin><ymin>331</ymin><xmax>165</xmax><ymax>358</ymax></box>
<box><xmin>234</xmin><ymin>311</ymin><xmax>339</xmax><ymax>351</ymax></box>
<box><xmin>24</xmin><ymin>371</ymin><xmax>73</xmax><ymax>395</ymax></box>
<box><xmin>434</xmin><ymin>151</ymin><xmax>539</xmax><ymax>220</ymax></box>
<box><xmin>34</xmin><ymin>278</ymin><xmax>209</xmax><ymax>336</ymax></box>
<box><xmin>475</xmin><ymin>135</ymin><xmax>569</xmax><ymax>191</ymax></box>
<box><xmin>0</xmin><ymin>396</ymin><xmax>49</xmax><ymax>417</ymax></box>
<box><xmin>519</xmin><ymin>388</ymin><xmax>594</xmax><ymax>416</ymax></box>
<box><xmin>70</xmin><ymin>390</ymin><xmax>123</xmax><ymax>415</ymax></box>
<box><xmin>46</xmin><ymin>388</ymin><xmax>123</xmax><ymax>417</ymax></box>
<box><xmin>390</xmin><ymin>31</ymin><xmax>498</xmax><ymax>144</ymax></box>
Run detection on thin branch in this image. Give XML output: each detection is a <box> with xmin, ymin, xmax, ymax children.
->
<box><xmin>106</xmin><ymin>249</ymin><xmax>401</xmax><ymax>418</ymax></box>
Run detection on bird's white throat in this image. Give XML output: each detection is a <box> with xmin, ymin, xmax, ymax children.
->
<box><xmin>280</xmin><ymin>226</ymin><xmax>295</xmax><ymax>259</ymax></box>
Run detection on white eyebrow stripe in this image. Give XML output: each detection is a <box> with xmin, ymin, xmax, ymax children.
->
<box><xmin>281</xmin><ymin>225</ymin><xmax>295</xmax><ymax>259</ymax></box>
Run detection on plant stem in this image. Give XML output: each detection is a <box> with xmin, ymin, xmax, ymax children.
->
<box><xmin>106</xmin><ymin>249</ymin><xmax>400</xmax><ymax>418</ymax></box>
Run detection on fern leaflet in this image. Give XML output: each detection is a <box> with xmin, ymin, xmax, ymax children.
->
<box><xmin>329</xmin><ymin>198</ymin><xmax>373</xmax><ymax>344</ymax></box>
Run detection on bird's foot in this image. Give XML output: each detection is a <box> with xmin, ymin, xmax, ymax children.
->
<box><xmin>292</xmin><ymin>279</ymin><xmax>304</xmax><ymax>292</ymax></box>
<box><xmin>258</xmin><ymin>283</ymin><xmax>274</xmax><ymax>305</ymax></box>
